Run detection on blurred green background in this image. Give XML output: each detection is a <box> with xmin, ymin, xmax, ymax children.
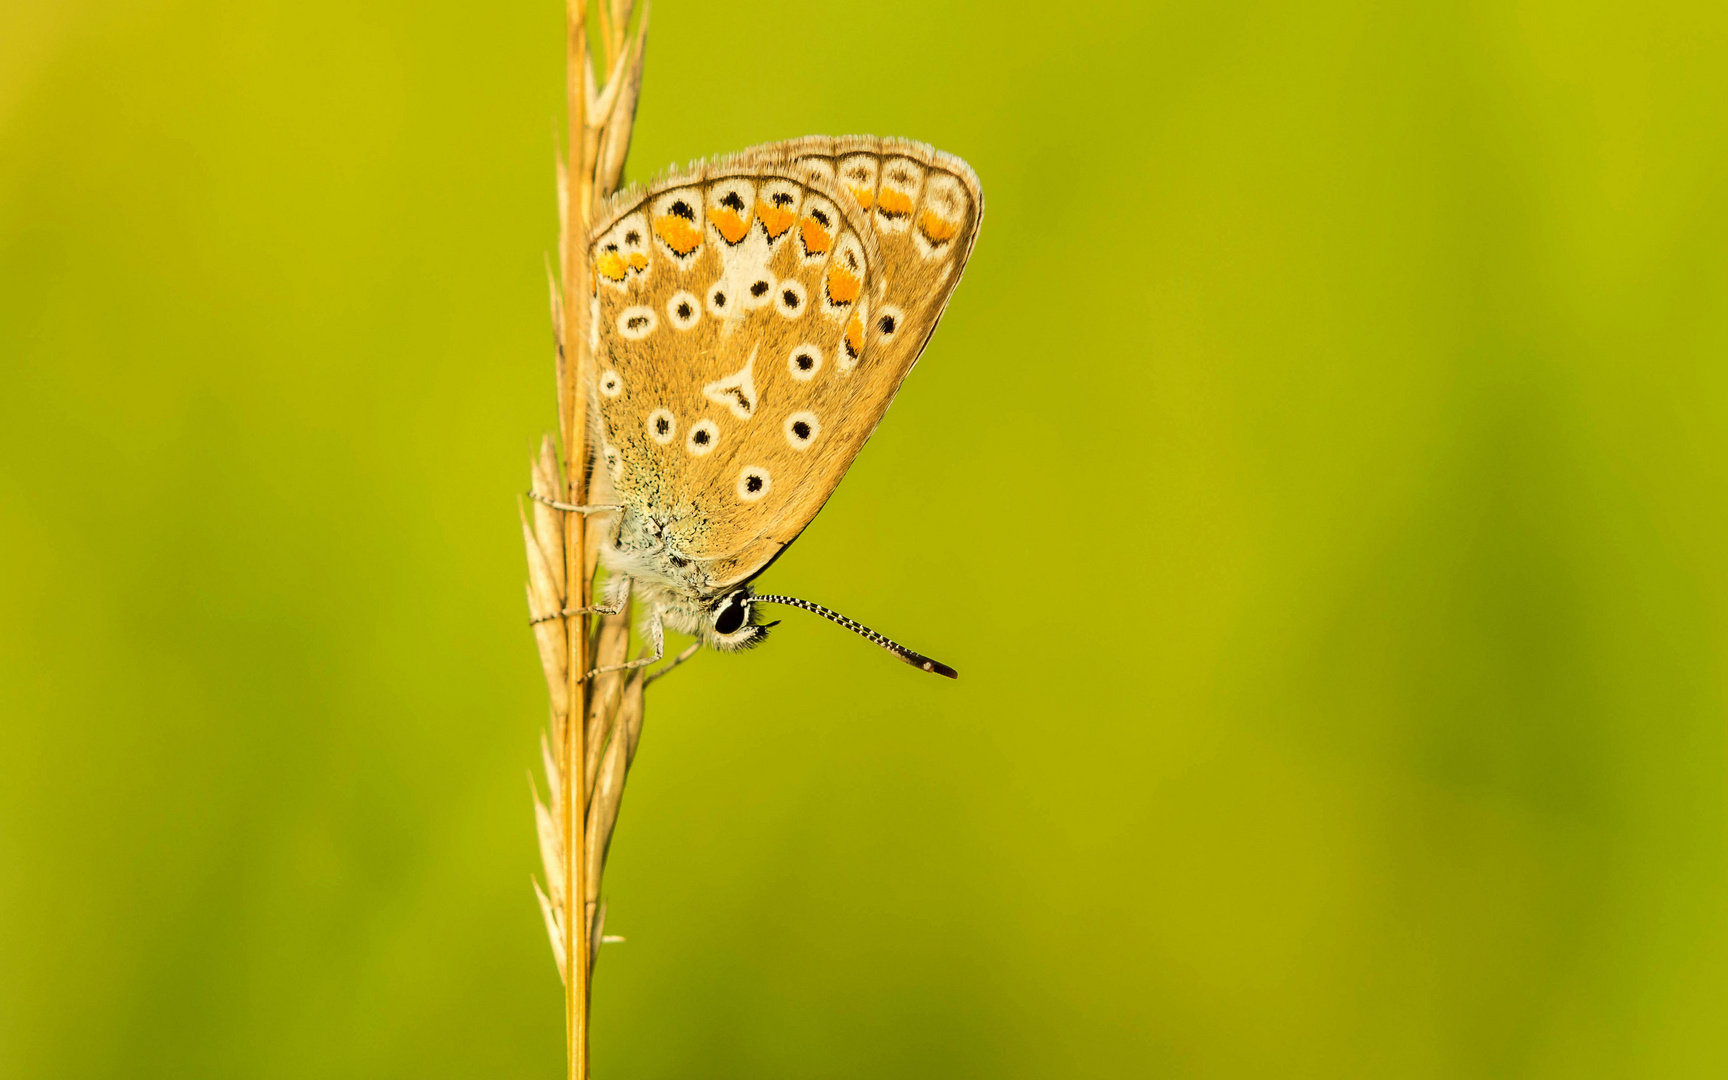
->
<box><xmin>4</xmin><ymin>0</ymin><xmax>1726</xmax><ymax>1076</ymax></box>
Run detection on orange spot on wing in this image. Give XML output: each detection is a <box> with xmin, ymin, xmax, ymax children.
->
<box><xmin>709</xmin><ymin>206</ymin><xmax>749</xmax><ymax>244</ymax></box>
<box><xmin>877</xmin><ymin>189</ymin><xmax>913</xmax><ymax>216</ymax></box>
<box><xmin>826</xmin><ymin>265</ymin><xmax>860</xmax><ymax>305</ymax></box>
<box><xmin>844</xmin><ymin>314</ymin><xmax>863</xmax><ymax>358</ymax></box>
<box><xmin>919</xmin><ymin>211</ymin><xmax>959</xmax><ymax>243</ymax></box>
<box><xmin>800</xmin><ymin>216</ymin><xmax>833</xmax><ymax>255</ymax></box>
<box><xmin>627</xmin><ymin>252</ymin><xmax>648</xmax><ymax>271</ymax></box>
<box><xmin>847</xmin><ymin>184</ymin><xmax>874</xmax><ymax>210</ymax></box>
<box><xmin>595</xmin><ymin>250</ymin><xmax>628</xmax><ymax>281</ymax></box>
<box><xmin>653</xmin><ymin>215</ymin><xmax>702</xmax><ymax>255</ymax></box>
<box><xmin>756</xmin><ymin>200</ymin><xmax>795</xmax><ymax>238</ymax></box>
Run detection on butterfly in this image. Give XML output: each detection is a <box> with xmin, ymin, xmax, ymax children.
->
<box><xmin>562</xmin><ymin>136</ymin><xmax>981</xmax><ymax>679</ymax></box>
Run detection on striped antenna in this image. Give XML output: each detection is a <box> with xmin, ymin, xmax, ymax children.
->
<box><xmin>749</xmin><ymin>594</ymin><xmax>958</xmax><ymax>679</ymax></box>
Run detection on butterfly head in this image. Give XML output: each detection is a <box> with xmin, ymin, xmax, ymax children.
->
<box><xmin>702</xmin><ymin>587</ymin><xmax>776</xmax><ymax>652</ymax></box>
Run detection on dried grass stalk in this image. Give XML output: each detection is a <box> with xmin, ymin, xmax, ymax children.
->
<box><xmin>523</xmin><ymin>3</ymin><xmax>652</xmax><ymax>1077</ymax></box>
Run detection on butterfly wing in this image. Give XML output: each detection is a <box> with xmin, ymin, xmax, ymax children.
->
<box><xmin>736</xmin><ymin>136</ymin><xmax>984</xmax><ymax>362</ymax></box>
<box><xmin>588</xmin><ymin>143</ymin><xmax>981</xmax><ymax>593</ymax></box>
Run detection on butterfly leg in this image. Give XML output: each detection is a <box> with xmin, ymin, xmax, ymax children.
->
<box><xmin>528</xmin><ymin>572</ymin><xmax>630</xmax><ymax>625</ymax></box>
<box><xmin>645</xmin><ymin>641</ymin><xmax>702</xmax><ymax>686</ymax></box>
<box><xmin>529</xmin><ymin>599</ymin><xmax>625</xmax><ymax>625</ymax></box>
<box><xmin>526</xmin><ymin>491</ymin><xmax>622</xmax><ymax>514</ymax></box>
<box><xmin>584</xmin><ymin>601</ymin><xmax>665</xmax><ymax>681</ymax></box>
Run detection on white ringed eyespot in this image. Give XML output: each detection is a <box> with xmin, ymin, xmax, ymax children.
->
<box><xmin>873</xmin><ymin>304</ymin><xmax>905</xmax><ymax>346</ymax></box>
<box><xmin>737</xmin><ymin>465</ymin><xmax>771</xmax><ymax>501</ymax></box>
<box><xmin>788</xmin><ymin>343</ymin><xmax>822</xmax><ymax>382</ymax></box>
<box><xmin>777</xmin><ymin>279</ymin><xmax>808</xmax><ymax>318</ymax></box>
<box><xmin>666</xmin><ymin>291</ymin><xmax>701</xmax><ymax>330</ymax></box>
<box><xmin>706</xmin><ymin>283</ymin><xmax>732</xmax><ymax>318</ymax></box>
<box><xmin>646</xmin><ymin>408</ymin><xmax>676</xmax><ymax>444</ymax></box>
<box><xmin>599</xmin><ymin>369</ymin><xmax>623</xmax><ymax>397</ymax></box>
<box><xmin>784</xmin><ymin>411</ymin><xmax>821</xmax><ymax>450</ymax></box>
<box><xmin>686</xmin><ymin>418</ymin><xmax>719</xmax><ymax>456</ymax></box>
<box><xmin>617</xmin><ymin>305</ymin><xmax>657</xmax><ymax>339</ymax></box>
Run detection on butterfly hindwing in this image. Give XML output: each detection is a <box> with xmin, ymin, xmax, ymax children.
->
<box><xmin>588</xmin><ymin>140</ymin><xmax>981</xmax><ymax>593</ymax></box>
<box><xmin>589</xmin><ymin>163</ymin><xmax>885</xmax><ymax>588</ymax></box>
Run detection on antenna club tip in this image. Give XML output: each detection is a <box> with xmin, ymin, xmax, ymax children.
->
<box><xmin>921</xmin><ymin>658</ymin><xmax>959</xmax><ymax>679</ymax></box>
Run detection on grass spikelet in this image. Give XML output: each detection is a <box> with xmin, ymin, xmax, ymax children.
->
<box><xmin>521</xmin><ymin>3</ymin><xmax>653</xmax><ymax>1077</ymax></box>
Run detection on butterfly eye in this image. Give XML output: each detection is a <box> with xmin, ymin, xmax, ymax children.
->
<box><xmin>787</xmin><ymin>343</ymin><xmax>822</xmax><ymax>382</ymax></box>
<box><xmin>706</xmin><ymin>287</ymin><xmax>729</xmax><ymax>317</ymax></box>
<box><xmin>647</xmin><ymin>408</ymin><xmax>676</xmax><ymax>445</ymax></box>
<box><xmin>751</xmin><ymin>280</ymin><xmax>769</xmax><ymax>297</ymax></box>
<box><xmin>776</xmin><ymin>280</ymin><xmax>808</xmax><ymax>319</ymax></box>
<box><xmin>713</xmin><ymin>596</ymin><xmax>747</xmax><ymax>636</ymax></box>
<box><xmin>599</xmin><ymin>369</ymin><xmax>623</xmax><ymax>397</ymax></box>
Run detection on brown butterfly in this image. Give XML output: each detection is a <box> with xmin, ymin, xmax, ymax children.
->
<box><xmin>567</xmin><ymin>136</ymin><xmax>981</xmax><ymax>678</ymax></box>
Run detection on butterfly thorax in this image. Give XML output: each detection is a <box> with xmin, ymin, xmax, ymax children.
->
<box><xmin>601</xmin><ymin>506</ymin><xmax>717</xmax><ymax>597</ymax></box>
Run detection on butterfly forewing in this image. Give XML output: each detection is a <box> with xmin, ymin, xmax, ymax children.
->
<box><xmin>588</xmin><ymin>141</ymin><xmax>981</xmax><ymax>595</ymax></box>
<box><xmin>738</xmin><ymin>136</ymin><xmax>984</xmax><ymax>371</ymax></box>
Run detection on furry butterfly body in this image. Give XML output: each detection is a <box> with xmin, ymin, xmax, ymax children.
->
<box><xmin>581</xmin><ymin>136</ymin><xmax>981</xmax><ymax>674</ymax></box>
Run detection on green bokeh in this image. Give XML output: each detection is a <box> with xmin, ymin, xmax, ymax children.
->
<box><xmin>4</xmin><ymin>0</ymin><xmax>1726</xmax><ymax>1076</ymax></box>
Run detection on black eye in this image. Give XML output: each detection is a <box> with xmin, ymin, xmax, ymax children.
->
<box><xmin>751</xmin><ymin>280</ymin><xmax>769</xmax><ymax>297</ymax></box>
<box><xmin>792</xmin><ymin>420</ymin><xmax>811</xmax><ymax>440</ymax></box>
<box><xmin>655</xmin><ymin>417</ymin><xmax>669</xmax><ymax>434</ymax></box>
<box><xmin>781</xmin><ymin>289</ymin><xmax>800</xmax><ymax>308</ymax></box>
<box><xmin>745</xmin><ymin>474</ymin><xmax>763</xmax><ymax>493</ymax></box>
<box><xmin>877</xmin><ymin>314</ymin><xmax>896</xmax><ymax>334</ymax></box>
<box><xmin>694</xmin><ymin>429</ymin><xmax>710</xmax><ymax>445</ymax></box>
<box><xmin>677</xmin><ymin>301</ymin><xmax>692</xmax><ymax>318</ymax></box>
<box><xmin>714</xmin><ymin>599</ymin><xmax>746</xmax><ymax>635</ymax></box>
<box><xmin>796</xmin><ymin>353</ymin><xmax>813</xmax><ymax>370</ymax></box>
<box><xmin>712</xmin><ymin>291</ymin><xmax>726</xmax><ymax>308</ymax></box>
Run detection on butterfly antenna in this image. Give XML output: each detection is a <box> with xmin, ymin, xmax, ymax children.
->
<box><xmin>749</xmin><ymin>594</ymin><xmax>958</xmax><ymax>679</ymax></box>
